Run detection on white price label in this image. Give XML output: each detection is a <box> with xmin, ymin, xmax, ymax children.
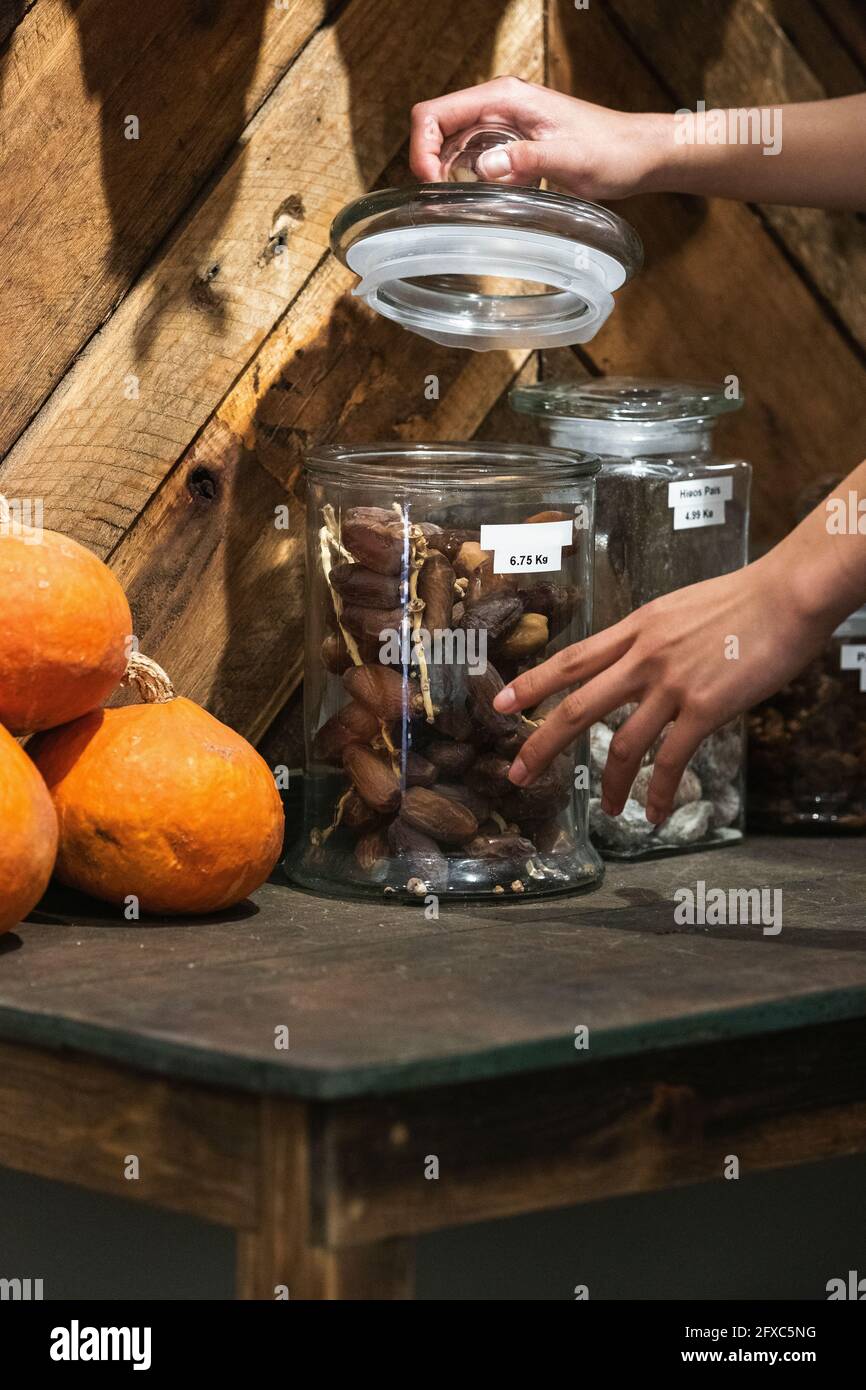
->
<box><xmin>668</xmin><ymin>476</ymin><xmax>733</xmax><ymax>531</ymax></box>
<box><xmin>841</xmin><ymin>644</ymin><xmax>866</xmax><ymax>692</ymax></box>
<box><xmin>479</xmin><ymin>520</ymin><xmax>574</xmax><ymax>574</ymax></box>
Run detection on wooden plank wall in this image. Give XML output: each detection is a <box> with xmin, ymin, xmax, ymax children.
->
<box><xmin>0</xmin><ymin>0</ymin><xmax>863</xmax><ymax>773</ymax></box>
<box><xmin>546</xmin><ymin>0</ymin><xmax>866</xmax><ymax>550</ymax></box>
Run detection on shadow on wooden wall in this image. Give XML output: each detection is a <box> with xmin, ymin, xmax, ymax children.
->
<box><xmin>71</xmin><ymin>0</ymin><xmax>268</xmax><ymax>285</ymax></box>
<box><xmin>1</xmin><ymin>0</ymin><xmax>863</xmax><ymax>771</ymax></box>
<box><xmin>102</xmin><ymin>0</ymin><xmax>535</xmax><ymax>743</ymax></box>
<box><xmin>0</xmin><ymin>0</ymin><xmax>284</xmax><ymax>454</ymax></box>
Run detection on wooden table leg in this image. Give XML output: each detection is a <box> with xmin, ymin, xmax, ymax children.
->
<box><xmin>236</xmin><ymin>1098</ymin><xmax>414</xmax><ymax>1300</ymax></box>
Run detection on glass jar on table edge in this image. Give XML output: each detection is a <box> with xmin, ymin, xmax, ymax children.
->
<box><xmin>748</xmin><ymin>471</ymin><xmax>866</xmax><ymax>834</ymax></box>
<box><xmin>749</xmin><ymin>602</ymin><xmax>866</xmax><ymax>834</ymax></box>
<box><xmin>284</xmin><ymin>441</ymin><xmax>605</xmax><ymax>903</ymax></box>
<box><xmin>510</xmin><ymin>377</ymin><xmax>752</xmax><ymax>860</ymax></box>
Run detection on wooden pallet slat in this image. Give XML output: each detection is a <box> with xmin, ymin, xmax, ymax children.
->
<box><xmin>0</xmin><ymin>1038</ymin><xmax>259</xmax><ymax>1228</ymax></box>
<box><xmin>0</xmin><ymin>0</ymin><xmax>540</xmax><ymax>555</ymax></box>
<box><xmin>317</xmin><ymin>1020</ymin><xmax>866</xmax><ymax>1245</ymax></box>
<box><xmin>0</xmin><ymin>0</ymin><xmax>331</xmax><ymax>459</ymax></box>
<box><xmin>102</xmin><ymin>0</ymin><xmax>542</xmax><ymax>739</ymax></box>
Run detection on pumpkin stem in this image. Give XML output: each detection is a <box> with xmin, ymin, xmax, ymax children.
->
<box><xmin>123</xmin><ymin>652</ymin><xmax>176</xmax><ymax>704</ymax></box>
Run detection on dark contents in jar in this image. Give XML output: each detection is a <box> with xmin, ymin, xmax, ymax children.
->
<box><xmin>594</xmin><ymin>464</ymin><xmax>748</xmax><ymax>633</ymax></box>
<box><xmin>304</xmin><ymin>501</ymin><xmax>598</xmax><ymax>898</ymax></box>
<box><xmin>748</xmin><ymin>641</ymin><xmax>866</xmax><ymax>831</ymax></box>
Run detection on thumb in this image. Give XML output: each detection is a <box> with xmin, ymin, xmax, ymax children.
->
<box><xmin>475</xmin><ymin>138</ymin><xmax>584</xmax><ymax>189</ymax></box>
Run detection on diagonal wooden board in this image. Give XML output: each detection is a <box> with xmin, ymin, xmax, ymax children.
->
<box><xmin>2</xmin><ymin>837</ymin><xmax>865</xmax><ymax>1100</ymax></box>
<box><xmin>0</xmin><ymin>0</ymin><xmax>541</xmax><ymax>554</ymax></box>
<box><xmin>0</xmin><ymin>0</ymin><xmax>330</xmax><ymax>458</ymax></box>
<box><xmin>101</xmin><ymin>0</ymin><xmax>542</xmax><ymax>740</ymax></box>
<box><xmin>107</xmin><ymin>262</ymin><xmax>532</xmax><ymax>741</ymax></box>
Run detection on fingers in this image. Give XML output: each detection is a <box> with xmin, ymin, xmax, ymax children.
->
<box><xmin>409</xmin><ymin>77</ymin><xmax>536</xmax><ymax>181</ymax></box>
<box><xmin>508</xmin><ymin>668</ymin><xmax>634</xmax><ymax>786</ymax></box>
<box><xmin>494</xmin><ymin>621</ymin><xmax>635</xmax><ymax>715</ymax></box>
<box><xmin>645</xmin><ymin>717</ymin><xmax>707</xmax><ymax>824</ymax></box>
<box><xmin>410</xmin><ymin>103</ymin><xmax>449</xmax><ymax>182</ymax></box>
<box><xmin>476</xmin><ymin>137</ymin><xmax>586</xmax><ymax>188</ymax></box>
<box><xmin>599</xmin><ymin>698</ymin><xmax>677</xmax><ymax>816</ymax></box>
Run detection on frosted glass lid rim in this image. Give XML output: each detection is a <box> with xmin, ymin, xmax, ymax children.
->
<box><xmin>510</xmin><ymin>377</ymin><xmax>744</xmax><ymax>423</ymax></box>
<box><xmin>329</xmin><ymin>185</ymin><xmax>643</xmax><ymax>349</ymax></box>
<box><xmin>331</xmin><ymin>185</ymin><xmax>644</xmax><ymax>274</ymax></box>
<box><xmin>343</xmin><ymin>225</ymin><xmax>624</xmax><ymax>348</ymax></box>
<box><xmin>541</xmin><ymin>416</ymin><xmax>723</xmax><ymax>457</ymax></box>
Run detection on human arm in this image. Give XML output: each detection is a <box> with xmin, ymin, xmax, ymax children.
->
<box><xmin>409</xmin><ymin>78</ymin><xmax>866</xmax><ymax>211</ymax></box>
<box><xmin>492</xmin><ymin>460</ymin><xmax>866</xmax><ymax>825</ymax></box>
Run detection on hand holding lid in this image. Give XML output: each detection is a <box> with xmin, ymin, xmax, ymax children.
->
<box><xmin>329</xmin><ymin>124</ymin><xmax>642</xmax><ymax>351</ymax></box>
<box><xmin>439</xmin><ymin>125</ymin><xmax>542</xmax><ymax>187</ymax></box>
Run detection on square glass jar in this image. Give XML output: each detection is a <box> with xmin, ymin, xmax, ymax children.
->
<box><xmin>511</xmin><ymin>378</ymin><xmax>752</xmax><ymax>859</ymax></box>
<box><xmin>285</xmin><ymin>443</ymin><xmax>605</xmax><ymax>901</ymax></box>
<box><xmin>750</xmin><ymin>606</ymin><xmax>866</xmax><ymax>832</ymax></box>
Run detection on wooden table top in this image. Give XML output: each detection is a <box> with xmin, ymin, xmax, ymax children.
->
<box><xmin>1</xmin><ymin>837</ymin><xmax>864</xmax><ymax>1100</ymax></box>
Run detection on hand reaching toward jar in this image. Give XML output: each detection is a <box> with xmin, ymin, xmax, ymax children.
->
<box><xmin>493</xmin><ymin>462</ymin><xmax>866</xmax><ymax>824</ymax></box>
<box><xmin>410</xmin><ymin>77</ymin><xmax>866</xmax><ymax>211</ymax></box>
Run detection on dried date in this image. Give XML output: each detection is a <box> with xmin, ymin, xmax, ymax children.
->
<box><xmin>417</xmin><ymin>550</ymin><xmax>456</xmax><ymax>635</ymax></box>
<box><xmin>329</xmin><ymin>562</ymin><xmax>402</xmax><ymax>610</ymax></box>
<box><xmin>313</xmin><ymin>701</ymin><xmax>380</xmax><ymax>763</ymax></box>
<box><xmin>461</xmin><ymin>592</ymin><xmax>524</xmax><ymax>642</ymax></box>
<box><xmin>343</xmin><ymin>744</ymin><xmax>402</xmax><ymax>815</ymax></box>
<box><xmin>340</xmin><ymin>603</ymin><xmax>405</xmax><ymax>644</ymax></box>
<box><xmin>401</xmin><ymin>786</ymin><xmax>478</xmax><ymax>844</ymax></box>
<box><xmin>467</xmin><ymin>753</ymin><xmax>513</xmax><ymax>799</ymax></box>
<box><xmin>342</xmin><ymin>507</ymin><xmax>406</xmax><ymax>576</ymax></box>
<box><xmin>467</xmin><ymin>662</ymin><xmax>522</xmax><ymax>744</ymax></box>
<box><xmin>464</xmin><ymin>833</ymin><xmax>538</xmax><ymax>878</ymax></box>
<box><xmin>354</xmin><ymin>827</ymin><xmax>390</xmax><ymax>875</ymax></box>
<box><xmin>496</xmin><ymin>613</ymin><xmax>549</xmax><ymax>660</ymax></box>
<box><xmin>424</xmin><ymin>738</ymin><xmax>476</xmax><ymax>779</ymax></box>
<box><xmin>343</xmin><ymin>663</ymin><xmax>426</xmax><ymax>720</ymax></box>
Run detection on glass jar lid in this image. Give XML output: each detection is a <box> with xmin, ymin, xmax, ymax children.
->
<box><xmin>511</xmin><ymin>377</ymin><xmax>743</xmax><ymax>423</ymax></box>
<box><xmin>330</xmin><ymin>184</ymin><xmax>643</xmax><ymax>352</ymax></box>
<box><xmin>510</xmin><ymin>376</ymin><xmax>743</xmax><ymax>455</ymax></box>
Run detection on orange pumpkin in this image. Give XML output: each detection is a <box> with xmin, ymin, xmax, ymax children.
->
<box><xmin>0</xmin><ymin>723</ymin><xmax>58</xmax><ymax>933</ymax></box>
<box><xmin>30</xmin><ymin>655</ymin><xmax>285</xmax><ymax>916</ymax></box>
<box><xmin>0</xmin><ymin>494</ymin><xmax>132</xmax><ymax>734</ymax></box>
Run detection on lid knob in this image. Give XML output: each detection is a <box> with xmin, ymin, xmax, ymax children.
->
<box><xmin>440</xmin><ymin>125</ymin><xmax>540</xmax><ymax>186</ymax></box>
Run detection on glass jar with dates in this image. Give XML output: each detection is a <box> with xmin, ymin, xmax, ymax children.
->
<box><xmin>285</xmin><ymin>442</ymin><xmax>604</xmax><ymax>901</ymax></box>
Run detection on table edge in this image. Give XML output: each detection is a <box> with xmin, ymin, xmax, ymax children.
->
<box><xmin>0</xmin><ymin>983</ymin><xmax>864</xmax><ymax>1100</ymax></box>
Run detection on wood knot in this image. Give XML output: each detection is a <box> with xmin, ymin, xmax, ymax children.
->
<box><xmin>188</xmin><ymin>466</ymin><xmax>217</xmax><ymax>501</ymax></box>
<box><xmin>190</xmin><ymin>264</ymin><xmax>222</xmax><ymax>311</ymax></box>
<box><xmin>258</xmin><ymin>195</ymin><xmax>305</xmax><ymax>267</ymax></box>
<box><xmin>389</xmin><ymin>1122</ymin><xmax>410</xmax><ymax>1148</ymax></box>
